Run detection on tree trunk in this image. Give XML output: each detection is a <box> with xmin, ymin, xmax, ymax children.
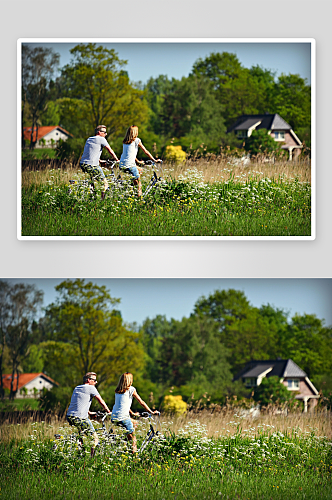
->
<box><xmin>0</xmin><ymin>352</ymin><xmax>4</xmax><ymax>400</ymax></box>
<box><xmin>22</xmin><ymin>97</ymin><xmax>26</xmax><ymax>150</ymax></box>
<box><xmin>10</xmin><ymin>362</ymin><xmax>18</xmax><ymax>400</ymax></box>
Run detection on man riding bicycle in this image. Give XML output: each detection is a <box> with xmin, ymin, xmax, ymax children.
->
<box><xmin>80</xmin><ymin>125</ymin><xmax>119</xmax><ymax>200</ymax></box>
<box><xmin>66</xmin><ymin>372</ymin><xmax>111</xmax><ymax>457</ymax></box>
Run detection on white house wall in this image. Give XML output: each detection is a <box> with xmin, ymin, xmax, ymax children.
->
<box><xmin>18</xmin><ymin>376</ymin><xmax>55</xmax><ymax>398</ymax></box>
<box><xmin>37</xmin><ymin>129</ymin><xmax>69</xmax><ymax>148</ymax></box>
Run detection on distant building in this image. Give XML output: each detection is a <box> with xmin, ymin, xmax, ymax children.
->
<box><xmin>23</xmin><ymin>126</ymin><xmax>72</xmax><ymax>148</ymax></box>
<box><xmin>227</xmin><ymin>113</ymin><xmax>303</xmax><ymax>160</ymax></box>
<box><xmin>233</xmin><ymin>359</ymin><xmax>319</xmax><ymax>412</ymax></box>
<box><xmin>2</xmin><ymin>373</ymin><xmax>58</xmax><ymax>398</ymax></box>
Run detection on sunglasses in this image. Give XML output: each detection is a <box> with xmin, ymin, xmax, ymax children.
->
<box><xmin>89</xmin><ymin>378</ymin><xmax>98</xmax><ymax>383</ymax></box>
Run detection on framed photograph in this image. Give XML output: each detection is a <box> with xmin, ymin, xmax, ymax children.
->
<box><xmin>18</xmin><ymin>38</ymin><xmax>315</xmax><ymax>240</ymax></box>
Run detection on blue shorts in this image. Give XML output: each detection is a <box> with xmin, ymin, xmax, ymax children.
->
<box><xmin>80</xmin><ymin>163</ymin><xmax>106</xmax><ymax>180</ymax></box>
<box><xmin>119</xmin><ymin>163</ymin><xmax>140</xmax><ymax>180</ymax></box>
<box><xmin>111</xmin><ymin>416</ymin><xmax>134</xmax><ymax>434</ymax></box>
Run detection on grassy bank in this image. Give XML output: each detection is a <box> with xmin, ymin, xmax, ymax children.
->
<box><xmin>21</xmin><ymin>160</ymin><xmax>312</xmax><ymax>237</ymax></box>
<box><xmin>0</xmin><ymin>413</ymin><xmax>330</xmax><ymax>499</ymax></box>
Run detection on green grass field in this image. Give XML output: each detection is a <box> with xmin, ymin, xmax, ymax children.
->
<box><xmin>0</xmin><ymin>398</ymin><xmax>39</xmax><ymax>411</ymax></box>
<box><xmin>21</xmin><ymin>164</ymin><xmax>312</xmax><ymax>237</ymax></box>
<box><xmin>0</xmin><ymin>417</ymin><xmax>330</xmax><ymax>499</ymax></box>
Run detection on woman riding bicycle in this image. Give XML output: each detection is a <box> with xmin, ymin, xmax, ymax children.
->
<box><xmin>111</xmin><ymin>372</ymin><xmax>159</xmax><ymax>453</ymax></box>
<box><xmin>119</xmin><ymin>126</ymin><xmax>162</xmax><ymax>197</ymax></box>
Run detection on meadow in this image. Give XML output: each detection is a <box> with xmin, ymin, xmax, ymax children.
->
<box><xmin>0</xmin><ymin>410</ymin><xmax>330</xmax><ymax>499</ymax></box>
<box><xmin>21</xmin><ymin>157</ymin><xmax>312</xmax><ymax>237</ymax></box>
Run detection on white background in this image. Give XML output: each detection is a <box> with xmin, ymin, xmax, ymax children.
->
<box><xmin>2</xmin><ymin>0</ymin><xmax>331</xmax><ymax>278</ymax></box>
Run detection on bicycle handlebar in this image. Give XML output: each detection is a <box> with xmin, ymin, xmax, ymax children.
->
<box><xmin>94</xmin><ymin>410</ymin><xmax>112</xmax><ymax>422</ymax></box>
<box><xmin>140</xmin><ymin>411</ymin><xmax>160</xmax><ymax>418</ymax></box>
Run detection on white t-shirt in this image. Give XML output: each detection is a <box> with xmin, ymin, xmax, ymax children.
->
<box><xmin>80</xmin><ymin>136</ymin><xmax>110</xmax><ymax>166</ymax></box>
<box><xmin>111</xmin><ymin>386</ymin><xmax>136</xmax><ymax>421</ymax></box>
<box><xmin>120</xmin><ymin>138</ymin><xmax>141</xmax><ymax>167</ymax></box>
<box><xmin>67</xmin><ymin>384</ymin><xmax>100</xmax><ymax>419</ymax></box>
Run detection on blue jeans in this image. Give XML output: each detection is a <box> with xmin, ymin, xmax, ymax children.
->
<box><xmin>111</xmin><ymin>416</ymin><xmax>134</xmax><ymax>434</ymax></box>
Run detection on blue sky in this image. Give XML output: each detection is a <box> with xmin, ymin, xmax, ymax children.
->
<box><xmin>4</xmin><ymin>278</ymin><xmax>331</xmax><ymax>327</ymax></box>
<box><xmin>25</xmin><ymin>40</ymin><xmax>312</xmax><ymax>85</ymax></box>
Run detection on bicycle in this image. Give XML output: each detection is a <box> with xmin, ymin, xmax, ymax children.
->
<box><xmin>68</xmin><ymin>160</ymin><xmax>165</xmax><ymax>200</ymax></box>
<box><xmin>102</xmin><ymin>159</ymin><xmax>165</xmax><ymax>199</ymax></box>
<box><xmin>52</xmin><ymin>412</ymin><xmax>118</xmax><ymax>457</ymax></box>
<box><xmin>137</xmin><ymin>411</ymin><xmax>163</xmax><ymax>454</ymax></box>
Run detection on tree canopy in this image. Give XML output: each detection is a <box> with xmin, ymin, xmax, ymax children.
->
<box><xmin>59</xmin><ymin>44</ymin><xmax>149</xmax><ymax>138</ymax></box>
<box><xmin>4</xmin><ymin>282</ymin><xmax>330</xmax><ymax>409</ymax></box>
<box><xmin>41</xmin><ymin>279</ymin><xmax>144</xmax><ymax>388</ymax></box>
<box><xmin>22</xmin><ymin>45</ymin><xmax>312</xmax><ymax>154</ymax></box>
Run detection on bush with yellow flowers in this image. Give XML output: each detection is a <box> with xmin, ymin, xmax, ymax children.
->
<box><xmin>164</xmin><ymin>145</ymin><xmax>186</xmax><ymax>164</ymax></box>
<box><xmin>163</xmin><ymin>394</ymin><xmax>188</xmax><ymax>415</ymax></box>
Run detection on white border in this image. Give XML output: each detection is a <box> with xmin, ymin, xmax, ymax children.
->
<box><xmin>17</xmin><ymin>38</ymin><xmax>316</xmax><ymax>241</ymax></box>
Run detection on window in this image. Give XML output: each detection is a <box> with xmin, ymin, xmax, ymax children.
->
<box><xmin>287</xmin><ymin>379</ymin><xmax>299</xmax><ymax>390</ymax></box>
<box><xmin>237</xmin><ymin>130</ymin><xmax>247</xmax><ymax>139</ymax></box>
<box><xmin>274</xmin><ymin>131</ymin><xmax>285</xmax><ymax>140</ymax></box>
<box><xmin>245</xmin><ymin>377</ymin><xmax>257</xmax><ymax>387</ymax></box>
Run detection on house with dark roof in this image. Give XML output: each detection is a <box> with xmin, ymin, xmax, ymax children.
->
<box><xmin>227</xmin><ymin>113</ymin><xmax>303</xmax><ymax>160</ymax></box>
<box><xmin>233</xmin><ymin>359</ymin><xmax>319</xmax><ymax>412</ymax></box>
<box><xmin>2</xmin><ymin>373</ymin><xmax>58</xmax><ymax>398</ymax></box>
<box><xmin>23</xmin><ymin>126</ymin><xmax>72</xmax><ymax>148</ymax></box>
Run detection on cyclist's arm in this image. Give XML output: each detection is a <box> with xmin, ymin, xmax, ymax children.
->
<box><xmin>94</xmin><ymin>394</ymin><xmax>111</xmax><ymax>413</ymax></box>
<box><xmin>132</xmin><ymin>390</ymin><xmax>158</xmax><ymax>414</ymax></box>
<box><xmin>138</xmin><ymin>142</ymin><xmax>161</xmax><ymax>163</ymax></box>
<box><xmin>104</xmin><ymin>145</ymin><xmax>119</xmax><ymax>162</ymax></box>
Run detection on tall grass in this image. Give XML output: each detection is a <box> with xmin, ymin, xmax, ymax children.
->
<box><xmin>21</xmin><ymin>157</ymin><xmax>311</xmax><ymax>190</ymax></box>
<box><xmin>0</xmin><ymin>411</ymin><xmax>330</xmax><ymax>499</ymax></box>
<box><xmin>20</xmin><ymin>158</ymin><xmax>312</xmax><ymax>237</ymax></box>
<box><xmin>1</xmin><ymin>409</ymin><xmax>330</xmax><ymax>443</ymax></box>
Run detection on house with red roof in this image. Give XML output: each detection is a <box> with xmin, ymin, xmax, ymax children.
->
<box><xmin>23</xmin><ymin>126</ymin><xmax>72</xmax><ymax>148</ymax></box>
<box><xmin>2</xmin><ymin>373</ymin><xmax>58</xmax><ymax>398</ymax></box>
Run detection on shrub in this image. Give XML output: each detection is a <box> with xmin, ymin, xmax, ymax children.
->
<box><xmin>38</xmin><ymin>386</ymin><xmax>72</xmax><ymax>412</ymax></box>
<box><xmin>164</xmin><ymin>145</ymin><xmax>186</xmax><ymax>164</ymax></box>
<box><xmin>55</xmin><ymin>137</ymin><xmax>86</xmax><ymax>161</ymax></box>
<box><xmin>253</xmin><ymin>376</ymin><xmax>294</xmax><ymax>407</ymax></box>
<box><xmin>162</xmin><ymin>395</ymin><xmax>187</xmax><ymax>415</ymax></box>
<box><xmin>244</xmin><ymin>129</ymin><xmax>281</xmax><ymax>156</ymax></box>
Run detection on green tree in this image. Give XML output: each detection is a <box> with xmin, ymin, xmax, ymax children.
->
<box><xmin>158</xmin><ymin>315</ymin><xmax>232</xmax><ymax>398</ymax></box>
<box><xmin>144</xmin><ymin>75</ymin><xmax>173</xmax><ymax>136</ymax></box>
<box><xmin>253</xmin><ymin>376</ymin><xmax>294</xmax><ymax>407</ymax></box>
<box><xmin>192</xmin><ymin>52</ymin><xmax>243</xmax><ymax>88</ymax></box>
<box><xmin>40</xmin><ymin>100</ymin><xmax>61</xmax><ymax>126</ymax></box>
<box><xmin>160</xmin><ymin>75</ymin><xmax>226</xmax><ymax>146</ymax></box>
<box><xmin>193</xmin><ymin>289</ymin><xmax>278</xmax><ymax>375</ymax></box>
<box><xmin>286</xmin><ymin>314</ymin><xmax>332</xmax><ymax>379</ymax></box>
<box><xmin>22</xmin><ymin>45</ymin><xmax>60</xmax><ymax>149</ymax></box>
<box><xmin>60</xmin><ymin>44</ymin><xmax>149</xmax><ymax>139</ymax></box>
<box><xmin>42</xmin><ymin>279</ymin><xmax>144</xmax><ymax>388</ymax></box>
<box><xmin>140</xmin><ymin>315</ymin><xmax>173</xmax><ymax>384</ymax></box>
<box><xmin>272</xmin><ymin>74</ymin><xmax>311</xmax><ymax>134</ymax></box>
<box><xmin>244</xmin><ymin>129</ymin><xmax>282</xmax><ymax>156</ymax></box>
<box><xmin>0</xmin><ymin>281</ymin><xmax>43</xmax><ymax>399</ymax></box>
<box><xmin>191</xmin><ymin>52</ymin><xmax>265</xmax><ymax>127</ymax></box>
<box><xmin>21</xmin><ymin>344</ymin><xmax>45</xmax><ymax>373</ymax></box>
